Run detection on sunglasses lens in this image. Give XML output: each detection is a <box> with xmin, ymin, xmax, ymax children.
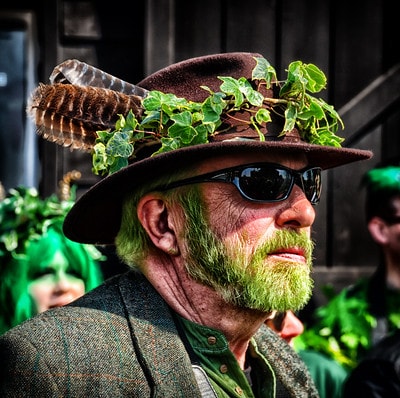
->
<box><xmin>238</xmin><ymin>167</ymin><xmax>292</xmax><ymax>201</ymax></box>
<box><xmin>302</xmin><ymin>168</ymin><xmax>322</xmax><ymax>204</ymax></box>
<box><xmin>236</xmin><ymin>166</ymin><xmax>321</xmax><ymax>203</ymax></box>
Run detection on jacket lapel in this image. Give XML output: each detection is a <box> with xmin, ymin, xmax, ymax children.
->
<box><xmin>118</xmin><ymin>271</ymin><xmax>202</xmax><ymax>397</ymax></box>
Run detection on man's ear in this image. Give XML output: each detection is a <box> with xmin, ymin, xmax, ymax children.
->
<box><xmin>137</xmin><ymin>194</ymin><xmax>180</xmax><ymax>256</ymax></box>
<box><xmin>368</xmin><ymin>217</ymin><xmax>389</xmax><ymax>245</ymax></box>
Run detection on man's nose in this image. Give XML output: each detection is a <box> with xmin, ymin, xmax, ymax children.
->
<box><xmin>276</xmin><ymin>184</ymin><xmax>316</xmax><ymax>229</ymax></box>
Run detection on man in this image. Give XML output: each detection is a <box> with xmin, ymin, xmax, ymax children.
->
<box><xmin>0</xmin><ymin>52</ymin><xmax>371</xmax><ymax>397</ymax></box>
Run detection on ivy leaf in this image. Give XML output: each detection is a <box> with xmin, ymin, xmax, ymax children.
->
<box><xmin>0</xmin><ymin>186</ymin><xmax>83</xmax><ymax>264</ymax></box>
<box><xmin>168</xmin><ymin>124</ymin><xmax>197</xmax><ymax>144</ymax></box>
<box><xmin>170</xmin><ymin>110</ymin><xmax>192</xmax><ymax>127</ymax></box>
<box><xmin>252</xmin><ymin>56</ymin><xmax>277</xmax><ymax>88</ymax></box>
<box><xmin>3</xmin><ymin>230</ymin><xmax>18</xmax><ymax>251</ymax></box>
<box><xmin>96</xmin><ymin>130</ymin><xmax>113</xmax><ymax>145</ymax></box>
<box><xmin>283</xmin><ymin>103</ymin><xmax>298</xmax><ymax>133</ymax></box>
<box><xmin>297</xmin><ymin>100</ymin><xmax>325</xmax><ymax>121</ymax></box>
<box><xmin>142</xmin><ymin>91</ymin><xmax>167</xmax><ymax>110</ymax></box>
<box><xmin>303</xmin><ymin>63</ymin><xmax>327</xmax><ymax>93</ymax></box>
<box><xmin>202</xmin><ymin>95</ymin><xmax>224</xmax><ymax>124</ymax></box>
<box><xmin>123</xmin><ymin>109</ymin><xmax>139</xmax><ymax>130</ymax></box>
<box><xmin>154</xmin><ymin>137</ymin><xmax>182</xmax><ymax>154</ymax></box>
<box><xmin>109</xmin><ymin>157</ymin><xmax>129</xmax><ymax>174</ymax></box>
<box><xmin>106</xmin><ymin>131</ymin><xmax>134</xmax><ymax>158</ymax></box>
<box><xmin>219</xmin><ymin>76</ymin><xmax>244</xmax><ymax>107</ymax></box>
<box><xmin>92</xmin><ymin>143</ymin><xmax>108</xmax><ymax>175</ymax></box>
<box><xmin>193</xmin><ymin>123</ymin><xmax>209</xmax><ymax>143</ymax></box>
<box><xmin>140</xmin><ymin>110</ymin><xmax>163</xmax><ymax>127</ymax></box>
<box><xmin>255</xmin><ymin>108</ymin><xmax>272</xmax><ymax>124</ymax></box>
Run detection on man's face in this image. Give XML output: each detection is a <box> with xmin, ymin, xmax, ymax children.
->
<box><xmin>181</xmin><ymin>152</ymin><xmax>316</xmax><ymax>313</ymax></box>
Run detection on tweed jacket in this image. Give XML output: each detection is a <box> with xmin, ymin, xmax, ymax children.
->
<box><xmin>0</xmin><ymin>270</ymin><xmax>318</xmax><ymax>397</ymax></box>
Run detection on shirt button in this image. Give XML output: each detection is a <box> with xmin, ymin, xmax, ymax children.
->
<box><xmin>219</xmin><ymin>364</ymin><xmax>228</xmax><ymax>373</ymax></box>
<box><xmin>207</xmin><ymin>336</ymin><xmax>217</xmax><ymax>345</ymax></box>
<box><xmin>235</xmin><ymin>386</ymin><xmax>243</xmax><ymax>395</ymax></box>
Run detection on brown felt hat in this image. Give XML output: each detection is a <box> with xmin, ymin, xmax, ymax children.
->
<box><xmin>63</xmin><ymin>52</ymin><xmax>372</xmax><ymax>245</ymax></box>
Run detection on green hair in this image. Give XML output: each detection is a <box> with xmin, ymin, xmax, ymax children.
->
<box><xmin>363</xmin><ymin>166</ymin><xmax>400</xmax><ymax>193</ymax></box>
<box><xmin>362</xmin><ymin>165</ymin><xmax>400</xmax><ymax>222</ymax></box>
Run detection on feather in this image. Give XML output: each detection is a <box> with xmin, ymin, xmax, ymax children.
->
<box><xmin>27</xmin><ymin>83</ymin><xmax>144</xmax><ymax>151</ymax></box>
<box><xmin>49</xmin><ymin>59</ymin><xmax>149</xmax><ymax>97</ymax></box>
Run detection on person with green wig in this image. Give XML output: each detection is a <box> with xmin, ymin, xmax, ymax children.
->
<box><xmin>296</xmin><ymin>158</ymin><xmax>400</xmax><ymax>377</ymax></box>
<box><xmin>0</xmin><ymin>185</ymin><xmax>104</xmax><ymax>335</ymax></box>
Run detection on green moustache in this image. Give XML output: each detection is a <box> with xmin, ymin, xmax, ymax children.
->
<box><xmin>252</xmin><ymin>229</ymin><xmax>314</xmax><ymax>266</ymax></box>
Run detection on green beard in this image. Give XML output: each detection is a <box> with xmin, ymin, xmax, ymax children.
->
<box><xmin>181</xmin><ymin>191</ymin><xmax>315</xmax><ymax>312</ymax></box>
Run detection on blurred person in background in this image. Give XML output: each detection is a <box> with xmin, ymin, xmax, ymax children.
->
<box><xmin>342</xmin><ymin>327</ymin><xmax>400</xmax><ymax>397</ymax></box>
<box><xmin>296</xmin><ymin>158</ymin><xmax>400</xmax><ymax>373</ymax></box>
<box><xmin>0</xmin><ymin>174</ymin><xmax>104</xmax><ymax>335</ymax></box>
<box><xmin>267</xmin><ymin>311</ymin><xmax>348</xmax><ymax>398</ymax></box>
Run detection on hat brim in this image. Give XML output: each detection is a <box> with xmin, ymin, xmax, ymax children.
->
<box><xmin>63</xmin><ymin>140</ymin><xmax>372</xmax><ymax>245</ymax></box>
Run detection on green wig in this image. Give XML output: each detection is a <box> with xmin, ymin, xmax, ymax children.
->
<box><xmin>362</xmin><ymin>162</ymin><xmax>400</xmax><ymax>222</ymax></box>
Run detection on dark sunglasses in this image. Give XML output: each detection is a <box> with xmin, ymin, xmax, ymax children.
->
<box><xmin>154</xmin><ymin>162</ymin><xmax>322</xmax><ymax>204</ymax></box>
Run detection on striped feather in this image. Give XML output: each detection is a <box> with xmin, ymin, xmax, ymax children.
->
<box><xmin>49</xmin><ymin>59</ymin><xmax>149</xmax><ymax>97</ymax></box>
<box><xmin>28</xmin><ymin>83</ymin><xmax>144</xmax><ymax>151</ymax></box>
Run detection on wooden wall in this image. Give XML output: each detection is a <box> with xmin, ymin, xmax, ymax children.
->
<box><xmin>1</xmin><ymin>0</ymin><xmax>399</xmax><ymax>299</ymax></box>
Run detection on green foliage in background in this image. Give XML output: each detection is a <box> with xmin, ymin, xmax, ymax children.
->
<box><xmin>0</xmin><ymin>187</ymin><xmax>74</xmax><ymax>262</ymax></box>
<box><xmin>294</xmin><ymin>283</ymin><xmax>383</xmax><ymax>371</ymax></box>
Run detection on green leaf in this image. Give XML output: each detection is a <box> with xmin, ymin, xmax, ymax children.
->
<box><xmin>142</xmin><ymin>90</ymin><xmax>165</xmax><ymax>110</ymax></box>
<box><xmin>109</xmin><ymin>157</ymin><xmax>129</xmax><ymax>174</ymax></box>
<box><xmin>283</xmin><ymin>103</ymin><xmax>298</xmax><ymax>133</ymax></box>
<box><xmin>106</xmin><ymin>131</ymin><xmax>134</xmax><ymax>158</ymax></box>
<box><xmin>297</xmin><ymin>100</ymin><xmax>325</xmax><ymax>121</ymax></box>
<box><xmin>219</xmin><ymin>76</ymin><xmax>244</xmax><ymax>107</ymax></box>
<box><xmin>255</xmin><ymin>108</ymin><xmax>272</xmax><ymax>124</ymax></box>
<box><xmin>124</xmin><ymin>109</ymin><xmax>139</xmax><ymax>130</ymax></box>
<box><xmin>252</xmin><ymin>56</ymin><xmax>277</xmax><ymax>87</ymax></box>
<box><xmin>140</xmin><ymin>110</ymin><xmax>163</xmax><ymax>127</ymax></box>
<box><xmin>170</xmin><ymin>111</ymin><xmax>192</xmax><ymax>126</ymax></box>
<box><xmin>168</xmin><ymin>124</ymin><xmax>197</xmax><ymax>144</ymax></box>
<box><xmin>193</xmin><ymin>123</ymin><xmax>209</xmax><ymax>143</ymax></box>
<box><xmin>96</xmin><ymin>130</ymin><xmax>113</xmax><ymax>144</ymax></box>
<box><xmin>243</xmin><ymin>86</ymin><xmax>264</xmax><ymax>107</ymax></box>
<box><xmin>92</xmin><ymin>143</ymin><xmax>108</xmax><ymax>175</ymax></box>
<box><xmin>303</xmin><ymin>63</ymin><xmax>327</xmax><ymax>93</ymax></box>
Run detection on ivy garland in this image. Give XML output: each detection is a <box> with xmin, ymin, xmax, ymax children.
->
<box><xmin>92</xmin><ymin>57</ymin><xmax>345</xmax><ymax>176</ymax></box>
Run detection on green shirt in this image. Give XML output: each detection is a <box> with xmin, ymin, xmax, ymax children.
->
<box><xmin>298</xmin><ymin>349</ymin><xmax>348</xmax><ymax>398</ymax></box>
<box><xmin>178</xmin><ymin>316</ymin><xmax>277</xmax><ymax>398</ymax></box>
